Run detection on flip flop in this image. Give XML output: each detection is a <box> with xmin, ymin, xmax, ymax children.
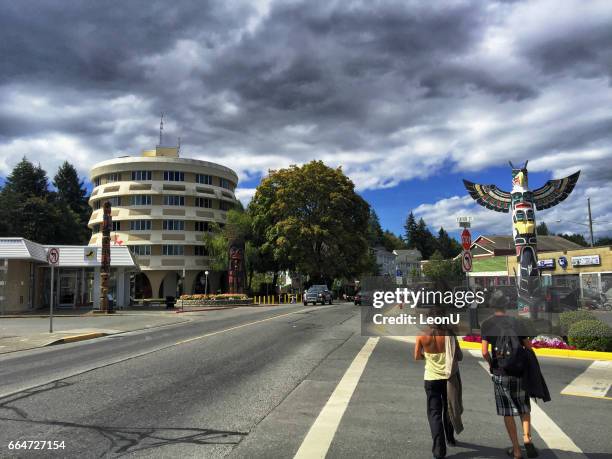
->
<box><xmin>524</xmin><ymin>442</ymin><xmax>538</xmax><ymax>458</ymax></box>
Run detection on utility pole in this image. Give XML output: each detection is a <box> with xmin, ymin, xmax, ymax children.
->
<box><xmin>587</xmin><ymin>197</ymin><xmax>594</xmax><ymax>247</ymax></box>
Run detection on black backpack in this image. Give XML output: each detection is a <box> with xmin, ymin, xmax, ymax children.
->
<box><xmin>494</xmin><ymin>320</ymin><xmax>527</xmax><ymax>376</ymax></box>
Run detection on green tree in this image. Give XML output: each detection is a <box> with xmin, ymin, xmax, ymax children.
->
<box><xmin>413</xmin><ymin>218</ymin><xmax>437</xmax><ymax>259</ymax></box>
<box><xmin>557</xmin><ymin>232</ymin><xmax>588</xmax><ymax>247</ymax></box>
<box><xmin>382</xmin><ymin>230</ymin><xmax>407</xmax><ymax>251</ymax></box>
<box><xmin>436</xmin><ymin>227</ymin><xmax>461</xmax><ymax>259</ymax></box>
<box><xmin>202</xmin><ymin>209</ymin><xmax>263</xmax><ymax>292</ymax></box>
<box><xmin>595</xmin><ymin>236</ymin><xmax>612</xmax><ymax>246</ymax></box>
<box><xmin>0</xmin><ymin>158</ymin><xmax>84</xmax><ymax>244</ymax></box>
<box><xmin>53</xmin><ymin>161</ymin><xmax>90</xmax><ymax>244</ymax></box>
<box><xmin>366</xmin><ymin>209</ymin><xmax>385</xmax><ymax>247</ymax></box>
<box><xmin>2</xmin><ymin>157</ymin><xmax>48</xmax><ymax>197</ymax></box>
<box><xmin>249</xmin><ymin>160</ymin><xmax>370</xmax><ymax>284</ymax></box>
<box><xmin>422</xmin><ymin>250</ymin><xmax>463</xmax><ymax>291</ymax></box>
<box><xmin>536</xmin><ymin>221</ymin><xmax>549</xmax><ymax>235</ymax></box>
<box><xmin>404</xmin><ymin>211</ymin><xmax>418</xmax><ymax>248</ymax></box>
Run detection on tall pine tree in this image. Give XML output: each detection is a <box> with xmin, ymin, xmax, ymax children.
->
<box><xmin>436</xmin><ymin>227</ymin><xmax>462</xmax><ymax>259</ymax></box>
<box><xmin>404</xmin><ymin>211</ymin><xmax>418</xmax><ymax>248</ymax></box>
<box><xmin>0</xmin><ymin>158</ymin><xmax>87</xmax><ymax>244</ymax></box>
<box><xmin>53</xmin><ymin>162</ymin><xmax>90</xmax><ymax>244</ymax></box>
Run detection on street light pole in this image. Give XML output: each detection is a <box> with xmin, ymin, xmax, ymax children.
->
<box><xmin>587</xmin><ymin>197</ymin><xmax>594</xmax><ymax>247</ymax></box>
<box><xmin>204</xmin><ymin>270</ymin><xmax>209</xmax><ymax>295</ymax></box>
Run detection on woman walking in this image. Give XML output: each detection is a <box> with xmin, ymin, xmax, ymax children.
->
<box><xmin>415</xmin><ymin>310</ymin><xmax>463</xmax><ymax>459</ymax></box>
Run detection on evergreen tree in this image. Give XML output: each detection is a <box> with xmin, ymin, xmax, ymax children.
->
<box><xmin>536</xmin><ymin>221</ymin><xmax>549</xmax><ymax>235</ymax></box>
<box><xmin>404</xmin><ymin>211</ymin><xmax>418</xmax><ymax>248</ymax></box>
<box><xmin>2</xmin><ymin>157</ymin><xmax>48</xmax><ymax>197</ymax></box>
<box><xmin>366</xmin><ymin>209</ymin><xmax>385</xmax><ymax>247</ymax></box>
<box><xmin>557</xmin><ymin>232</ymin><xmax>588</xmax><ymax>247</ymax></box>
<box><xmin>436</xmin><ymin>227</ymin><xmax>461</xmax><ymax>259</ymax></box>
<box><xmin>53</xmin><ymin>161</ymin><xmax>90</xmax><ymax>244</ymax></box>
<box><xmin>382</xmin><ymin>230</ymin><xmax>407</xmax><ymax>251</ymax></box>
<box><xmin>413</xmin><ymin>218</ymin><xmax>437</xmax><ymax>259</ymax></box>
<box><xmin>0</xmin><ymin>158</ymin><xmax>85</xmax><ymax>244</ymax></box>
<box><xmin>595</xmin><ymin>236</ymin><xmax>612</xmax><ymax>246</ymax></box>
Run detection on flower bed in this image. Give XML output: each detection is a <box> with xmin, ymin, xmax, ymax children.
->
<box><xmin>531</xmin><ymin>335</ymin><xmax>576</xmax><ymax>350</ymax></box>
<box><xmin>462</xmin><ymin>334</ymin><xmax>575</xmax><ymax>350</ymax></box>
<box><xmin>177</xmin><ymin>293</ymin><xmax>252</xmax><ymax>307</ymax></box>
<box><xmin>179</xmin><ymin>294</ymin><xmax>249</xmax><ymax>301</ymax></box>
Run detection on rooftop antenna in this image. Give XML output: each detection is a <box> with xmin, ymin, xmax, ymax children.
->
<box><xmin>177</xmin><ymin>136</ymin><xmax>181</xmax><ymax>154</ymax></box>
<box><xmin>159</xmin><ymin>113</ymin><xmax>164</xmax><ymax>146</ymax></box>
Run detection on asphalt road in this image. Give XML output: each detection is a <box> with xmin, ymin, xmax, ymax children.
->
<box><xmin>0</xmin><ymin>303</ymin><xmax>610</xmax><ymax>458</ymax></box>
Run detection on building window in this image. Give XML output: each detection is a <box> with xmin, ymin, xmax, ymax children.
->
<box><xmin>195</xmin><ymin>197</ymin><xmax>212</xmax><ymax>208</ymax></box>
<box><xmin>92</xmin><ymin>224</ymin><xmax>100</xmax><ymax>233</ymax></box>
<box><xmin>163</xmin><ymin>171</ymin><xmax>184</xmax><ymax>181</ymax></box>
<box><xmin>130</xmin><ymin>195</ymin><xmax>152</xmax><ymax>206</ymax></box>
<box><xmin>196</xmin><ymin>174</ymin><xmax>213</xmax><ymax>185</ymax></box>
<box><xmin>195</xmin><ymin>221</ymin><xmax>210</xmax><ymax>232</ymax></box>
<box><xmin>94</xmin><ymin>201</ymin><xmax>101</xmax><ymax>210</ymax></box>
<box><xmin>112</xmin><ymin>221</ymin><xmax>121</xmax><ymax>231</ymax></box>
<box><xmin>130</xmin><ymin>220</ymin><xmax>151</xmax><ymax>231</ymax></box>
<box><xmin>163</xmin><ymin>195</ymin><xmax>185</xmax><ymax>206</ymax></box>
<box><xmin>94</xmin><ymin>177</ymin><xmax>101</xmax><ymax>187</ymax></box>
<box><xmin>194</xmin><ymin>245</ymin><xmax>208</xmax><ymax>256</ymax></box>
<box><xmin>163</xmin><ymin>219</ymin><xmax>184</xmax><ymax>231</ymax></box>
<box><xmin>129</xmin><ymin>245</ymin><xmax>151</xmax><ymax>256</ymax></box>
<box><xmin>219</xmin><ymin>200</ymin><xmax>232</xmax><ymax>211</ymax></box>
<box><xmin>162</xmin><ymin>245</ymin><xmax>184</xmax><ymax>256</ymax></box>
<box><xmin>131</xmin><ymin>170</ymin><xmax>152</xmax><ymax>181</ymax></box>
<box><xmin>220</xmin><ymin>178</ymin><xmax>232</xmax><ymax>189</ymax></box>
<box><xmin>108</xmin><ymin>196</ymin><xmax>121</xmax><ymax>207</ymax></box>
<box><xmin>107</xmin><ymin>173</ymin><xmax>119</xmax><ymax>183</ymax></box>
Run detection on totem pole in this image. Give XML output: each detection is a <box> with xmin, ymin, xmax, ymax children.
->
<box><xmin>228</xmin><ymin>238</ymin><xmax>245</xmax><ymax>294</ymax></box>
<box><xmin>100</xmin><ymin>201</ymin><xmax>112</xmax><ymax>313</ymax></box>
<box><xmin>463</xmin><ymin>162</ymin><xmax>579</xmax><ymax>315</ymax></box>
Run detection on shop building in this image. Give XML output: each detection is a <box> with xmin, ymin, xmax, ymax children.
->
<box><xmin>0</xmin><ymin>238</ymin><xmax>138</xmax><ymax>314</ymax></box>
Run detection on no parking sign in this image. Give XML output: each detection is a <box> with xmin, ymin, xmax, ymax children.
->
<box><xmin>461</xmin><ymin>250</ymin><xmax>473</xmax><ymax>272</ymax></box>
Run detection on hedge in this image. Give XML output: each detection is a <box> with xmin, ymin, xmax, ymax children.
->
<box><xmin>567</xmin><ymin>319</ymin><xmax>612</xmax><ymax>352</ymax></box>
<box><xmin>559</xmin><ymin>310</ymin><xmax>596</xmax><ymax>332</ymax></box>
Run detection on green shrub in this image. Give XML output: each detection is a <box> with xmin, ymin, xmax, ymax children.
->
<box><xmin>559</xmin><ymin>310</ymin><xmax>596</xmax><ymax>332</ymax></box>
<box><xmin>568</xmin><ymin>319</ymin><xmax>612</xmax><ymax>352</ymax></box>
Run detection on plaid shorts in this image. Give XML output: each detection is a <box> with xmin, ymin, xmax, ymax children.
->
<box><xmin>492</xmin><ymin>374</ymin><xmax>531</xmax><ymax>416</ymax></box>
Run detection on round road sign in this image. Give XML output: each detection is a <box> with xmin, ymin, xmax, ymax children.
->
<box><xmin>47</xmin><ymin>247</ymin><xmax>60</xmax><ymax>265</ymax></box>
<box><xmin>461</xmin><ymin>228</ymin><xmax>471</xmax><ymax>251</ymax></box>
<box><xmin>461</xmin><ymin>250</ymin><xmax>473</xmax><ymax>272</ymax></box>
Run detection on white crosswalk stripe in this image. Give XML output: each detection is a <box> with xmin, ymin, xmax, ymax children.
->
<box><xmin>293</xmin><ymin>337</ymin><xmax>379</xmax><ymax>459</ymax></box>
<box><xmin>561</xmin><ymin>360</ymin><xmax>612</xmax><ymax>400</ymax></box>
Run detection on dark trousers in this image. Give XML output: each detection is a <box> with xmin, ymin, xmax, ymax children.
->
<box><xmin>424</xmin><ymin>379</ymin><xmax>454</xmax><ymax>458</ymax></box>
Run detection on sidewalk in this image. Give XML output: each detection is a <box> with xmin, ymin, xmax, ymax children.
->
<box><xmin>0</xmin><ymin>312</ymin><xmax>191</xmax><ymax>354</ymax></box>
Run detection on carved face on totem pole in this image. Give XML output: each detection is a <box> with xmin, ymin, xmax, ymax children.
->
<box><xmin>228</xmin><ymin>239</ymin><xmax>245</xmax><ymax>294</ymax></box>
<box><xmin>463</xmin><ymin>162</ymin><xmax>580</xmax><ymax>303</ymax></box>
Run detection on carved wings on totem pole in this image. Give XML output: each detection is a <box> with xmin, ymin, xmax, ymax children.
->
<box><xmin>463</xmin><ymin>161</ymin><xmax>580</xmax><ymax>312</ymax></box>
<box><xmin>463</xmin><ymin>165</ymin><xmax>580</xmax><ymax>214</ymax></box>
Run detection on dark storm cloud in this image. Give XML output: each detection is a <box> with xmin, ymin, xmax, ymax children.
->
<box><xmin>0</xmin><ymin>0</ymin><xmax>611</xmax><ymax>233</ymax></box>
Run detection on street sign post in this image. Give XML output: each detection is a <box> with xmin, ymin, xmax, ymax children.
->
<box><xmin>47</xmin><ymin>247</ymin><xmax>60</xmax><ymax>333</ymax></box>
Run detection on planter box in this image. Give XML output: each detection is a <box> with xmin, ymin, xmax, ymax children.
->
<box><xmin>176</xmin><ymin>299</ymin><xmax>253</xmax><ymax>307</ymax></box>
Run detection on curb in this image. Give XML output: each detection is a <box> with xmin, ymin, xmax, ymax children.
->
<box><xmin>459</xmin><ymin>340</ymin><xmax>612</xmax><ymax>361</ymax></box>
<box><xmin>47</xmin><ymin>332</ymin><xmax>107</xmax><ymax>346</ymax></box>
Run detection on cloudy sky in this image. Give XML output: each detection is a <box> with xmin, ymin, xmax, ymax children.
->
<box><xmin>1</xmin><ymin>0</ymin><xmax>612</xmax><ymax>239</ymax></box>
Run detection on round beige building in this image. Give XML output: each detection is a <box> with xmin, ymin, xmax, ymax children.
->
<box><xmin>88</xmin><ymin>145</ymin><xmax>239</xmax><ymax>299</ymax></box>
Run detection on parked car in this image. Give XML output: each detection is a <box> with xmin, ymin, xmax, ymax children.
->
<box><xmin>303</xmin><ymin>285</ymin><xmax>333</xmax><ymax>305</ymax></box>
